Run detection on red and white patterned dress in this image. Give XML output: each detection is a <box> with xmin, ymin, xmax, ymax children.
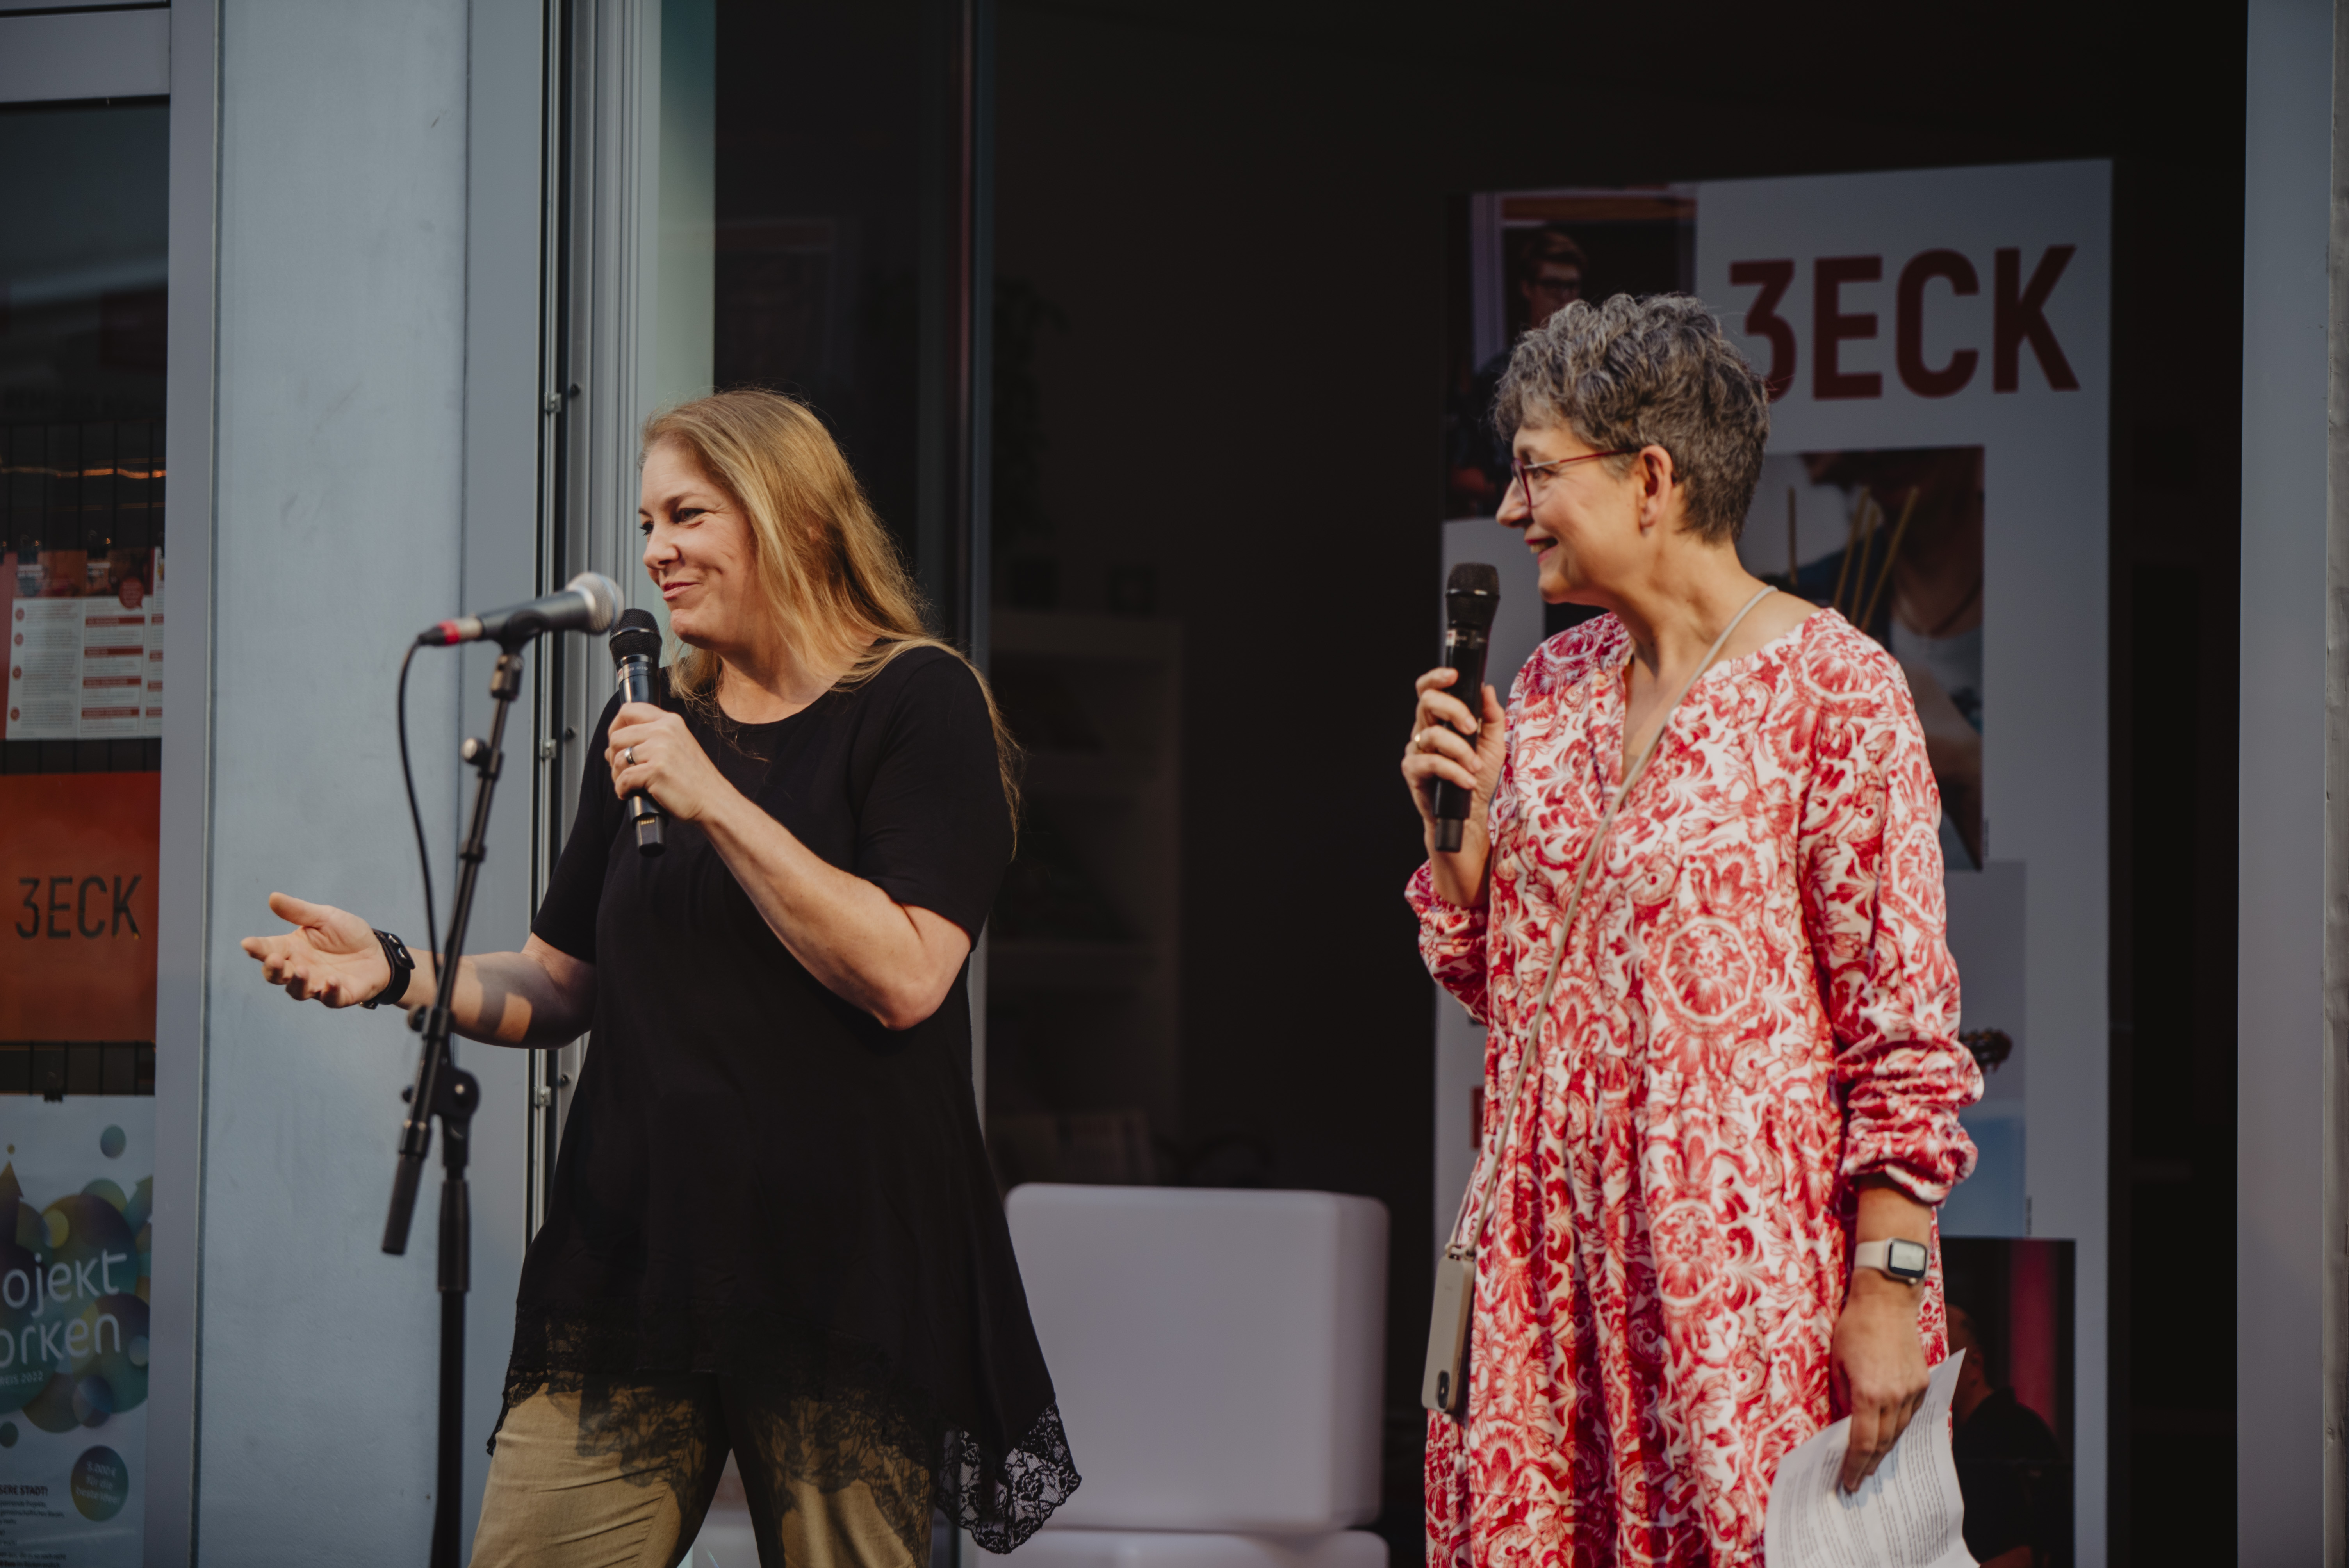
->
<box><xmin>1412</xmin><ymin>609</ymin><xmax>1981</xmax><ymax>1567</ymax></box>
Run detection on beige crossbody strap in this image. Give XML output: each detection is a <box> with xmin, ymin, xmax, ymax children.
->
<box><xmin>1445</xmin><ymin>586</ymin><xmax>1777</xmax><ymax>1262</ymax></box>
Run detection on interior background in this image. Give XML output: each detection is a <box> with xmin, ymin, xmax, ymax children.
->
<box><xmin>985</xmin><ymin>3</ymin><xmax>2243</xmax><ymax>1560</ymax></box>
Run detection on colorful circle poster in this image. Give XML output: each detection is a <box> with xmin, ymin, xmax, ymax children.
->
<box><xmin>0</xmin><ymin>1099</ymin><xmax>153</xmax><ymax>1565</ymax></box>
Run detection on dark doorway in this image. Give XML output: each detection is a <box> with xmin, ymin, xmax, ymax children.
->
<box><xmin>991</xmin><ymin>2</ymin><xmax>2243</xmax><ymax>1561</ymax></box>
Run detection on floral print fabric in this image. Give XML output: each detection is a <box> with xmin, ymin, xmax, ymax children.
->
<box><xmin>1412</xmin><ymin>609</ymin><xmax>1981</xmax><ymax>1567</ymax></box>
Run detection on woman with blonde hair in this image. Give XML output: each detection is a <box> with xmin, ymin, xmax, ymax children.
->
<box><xmin>241</xmin><ymin>390</ymin><xmax>1077</xmax><ymax>1565</ymax></box>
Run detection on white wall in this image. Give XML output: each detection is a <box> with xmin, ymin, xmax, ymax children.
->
<box><xmin>2237</xmin><ymin>1</ymin><xmax>2334</xmax><ymax>1560</ymax></box>
<box><xmin>182</xmin><ymin>1</ymin><xmax>541</xmax><ymax>1559</ymax></box>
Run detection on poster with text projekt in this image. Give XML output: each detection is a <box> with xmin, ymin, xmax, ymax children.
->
<box><xmin>0</xmin><ymin>1099</ymin><xmax>152</xmax><ymax>1567</ymax></box>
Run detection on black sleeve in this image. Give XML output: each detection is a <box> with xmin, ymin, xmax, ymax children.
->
<box><xmin>853</xmin><ymin>653</ymin><xmax>1014</xmax><ymax>943</ymax></box>
<box><xmin>531</xmin><ymin>691</ymin><xmax>625</xmax><ymax>964</ymax></box>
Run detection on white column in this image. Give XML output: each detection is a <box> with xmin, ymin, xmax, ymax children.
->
<box><xmin>148</xmin><ymin>1</ymin><xmax>547</xmax><ymax>1559</ymax></box>
<box><xmin>2237</xmin><ymin>1</ymin><xmax>2335</xmax><ymax>1560</ymax></box>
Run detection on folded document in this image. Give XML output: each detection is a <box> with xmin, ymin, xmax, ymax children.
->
<box><xmin>1763</xmin><ymin>1353</ymin><xmax>1972</xmax><ymax>1568</ymax></box>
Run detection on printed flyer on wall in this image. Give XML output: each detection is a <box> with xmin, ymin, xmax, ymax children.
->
<box><xmin>0</xmin><ymin>1099</ymin><xmax>153</xmax><ymax>1567</ymax></box>
<box><xmin>3</xmin><ymin>551</ymin><xmax>164</xmax><ymax>743</ymax></box>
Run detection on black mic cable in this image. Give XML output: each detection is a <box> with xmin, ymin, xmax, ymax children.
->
<box><xmin>396</xmin><ymin>643</ymin><xmax>438</xmax><ymax>986</ymax></box>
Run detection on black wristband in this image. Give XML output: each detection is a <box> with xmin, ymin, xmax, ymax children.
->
<box><xmin>361</xmin><ymin>928</ymin><xmax>415</xmax><ymax>1010</ymax></box>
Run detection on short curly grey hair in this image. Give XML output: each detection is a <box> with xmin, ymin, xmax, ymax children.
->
<box><xmin>1491</xmin><ymin>294</ymin><xmax>1770</xmax><ymax>545</ymax></box>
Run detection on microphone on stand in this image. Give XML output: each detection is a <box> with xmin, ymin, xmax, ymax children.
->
<box><xmin>1431</xmin><ymin>562</ymin><xmax>1500</xmax><ymax>853</ymax></box>
<box><xmin>417</xmin><ymin>571</ymin><xmax>621</xmax><ymax>647</ymax></box>
<box><xmin>608</xmin><ymin>608</ymin><xmax>665</xmax><ymax>856</ymax></box>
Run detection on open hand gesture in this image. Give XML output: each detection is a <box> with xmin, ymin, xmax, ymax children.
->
<box><xmin>239</xmin><ymin>892</ymin><xmax>392</xmax><ymax>1008</ymax></box>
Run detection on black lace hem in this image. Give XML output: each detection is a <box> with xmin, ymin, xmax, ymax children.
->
<box><xmin>940</xmin><ymin>1399</ymin><xmax>1081</xmax><ymax>1553</ymax></box>
<box><xmin>496</xmin><ymin>1302</ymin><xmax>1079</xmax><ymax>1553</ymax></box>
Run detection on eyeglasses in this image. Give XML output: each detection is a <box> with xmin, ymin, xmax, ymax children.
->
<box><xmin>1510</xmin><ymin>449</ymin><xmax>1635</xmax><ymax>506</ymax></box>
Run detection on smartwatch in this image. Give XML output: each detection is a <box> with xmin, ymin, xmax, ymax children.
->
<box><xmin>361</xmin><ymin>929</ymin><xmax>415</xmax><ymax>1010</ymax></box>
<box><xmin>1853</xmin><ymin>1238</ymin><xmax>1929</xmax><ymax>1285</ymax></box>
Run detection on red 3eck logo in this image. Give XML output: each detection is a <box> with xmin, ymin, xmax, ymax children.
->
<box><xmin>1727</xmin><ymin>246</ymin><xmax>2078</xmax><ymax>402</ymax></box>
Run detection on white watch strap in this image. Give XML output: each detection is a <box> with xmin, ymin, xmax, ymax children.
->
<box><xmin>1852</xmin><ymin>1238</ymin><xmax>1926</xmax><ymax>1280</ymax></box>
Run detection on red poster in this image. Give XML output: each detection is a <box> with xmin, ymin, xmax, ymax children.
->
<box><xmin>0</xmin><ymin>773</ymin><xmax>160</xmax><ymax>1041</ymax></box>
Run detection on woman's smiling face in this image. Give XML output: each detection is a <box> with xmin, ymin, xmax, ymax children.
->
<box><xmin>1497</xmin><ymin>422</ymin><xmax>1643</xmax><ymax>604</ymax></box>
<box><xmin>639</xmin><ymin>438</ymin><xmax>763</xmax><ymax>658</ymax></box>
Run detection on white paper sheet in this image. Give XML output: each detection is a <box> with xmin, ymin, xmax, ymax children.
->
<box><xmin>1763</xmin><ymin>1352</ymin><xmax>1973</xmax><ymax>1568</ymax></box>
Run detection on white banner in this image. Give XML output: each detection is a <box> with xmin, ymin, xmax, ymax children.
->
<box><xmin>1442</xmin><ymin>159</ymin><xmax>2111</xmax><ymax>1564</ymax></box>
<box><xmin>1696</xmin><ymin>159</ymin><xmax>2109</xmax><ymax>1561</ymax></box>
<box><xmin>0</xmin><ymin>1099</ymin><xmax>153</xmax><ymax>1567</ymax></box>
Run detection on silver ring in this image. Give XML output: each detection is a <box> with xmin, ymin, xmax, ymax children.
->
<box><xmin>624</xmin><ymin>747</ymin><xmax>636</xmax><ymax>766</ymax></box>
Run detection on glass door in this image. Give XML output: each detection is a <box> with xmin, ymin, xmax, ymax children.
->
<box><xmin>0</xmin><ymin>100</ymin><xmax>169</xmax><ymax>1095</ymax></box>
<box><xmin>0</xmin><ymin>87</ymin><xmax>168</xmax><ymax>1567</ymax></box>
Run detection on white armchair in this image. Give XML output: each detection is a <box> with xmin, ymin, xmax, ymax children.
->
<box><xmin>984</xmin><ymin>1183</ymin><xmax>1390</xmax><ymax>1566</ymax></box>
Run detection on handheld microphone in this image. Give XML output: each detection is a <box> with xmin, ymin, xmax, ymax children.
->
<box><xmin>608</xmin><ymin>608</ymin><xmax>665</xmax><ymax>856</ymax></box>
<box><xmin>418</xmin><ymin>571</ymin><xmax>621</xmax><ymax>647</ymax></box>
<box><xmin>1431</xmin><ymin>563</ymin><xmax>1500</xmax><ymax>853</ymax></box>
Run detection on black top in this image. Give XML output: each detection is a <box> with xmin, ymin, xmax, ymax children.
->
<box><xmin>508</xmin><ymin>647</ymin><xmax>1076</xmax><ymax>1551</ymax></box>
<box><xmin>1952</xmin><ymin>1387</ymin><xmax>2066</xmax><ymax>1562</ymax></box>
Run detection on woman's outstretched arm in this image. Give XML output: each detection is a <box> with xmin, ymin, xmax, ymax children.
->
<box><xmin>240</xmin><ymin>891</ymin><xmax>595</xmax><ymax>1047</ymax></box>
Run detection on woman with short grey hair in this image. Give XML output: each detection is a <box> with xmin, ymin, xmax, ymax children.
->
<box><xmin>1401</xmin><ymin>294</ymin><xmax>1981</xmax><ymax>1565</ymax></box>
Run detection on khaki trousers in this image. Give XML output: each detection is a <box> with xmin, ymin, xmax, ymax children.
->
<box><xmin>471</xmin><ymin>1378</ymin><xmax>935</xmax><ymax>1568</ymax></box>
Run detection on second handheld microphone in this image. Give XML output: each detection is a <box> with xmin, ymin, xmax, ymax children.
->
<box><xmin>1431</xmin><ymin>562</ymin><xmax>1500</xmax><ymax>853</ymax></box>
<box><xmin>608</xmin><ymin>609</ymin><xmax>666</xmax><ymax>857</ymax></box>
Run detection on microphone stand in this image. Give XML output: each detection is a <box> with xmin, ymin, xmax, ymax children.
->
<box><xmin>382</xmin><ymin>637</ymin><xmax>528</xmax><ymax>1568</ymax></box>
